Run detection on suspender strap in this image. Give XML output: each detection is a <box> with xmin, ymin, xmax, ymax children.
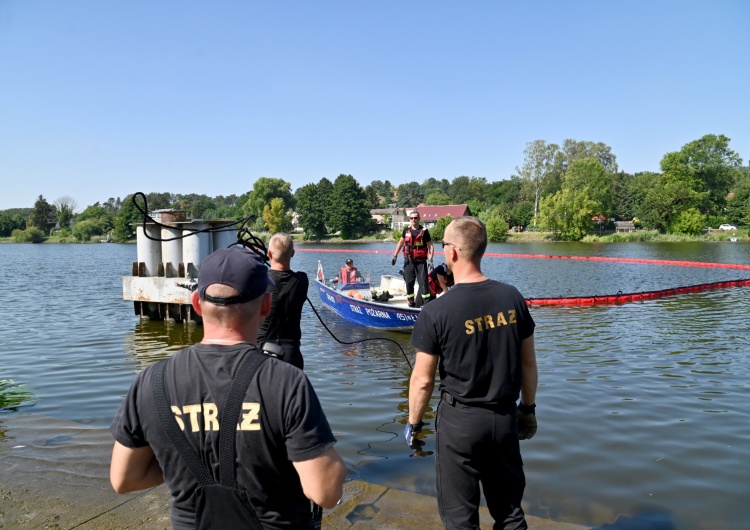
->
<box><xmin>218</xmin><ymin>351</ymin><xmax>267</xmax><ymax>487</ymax></box>
<box><xmin>152</xmin><ymin>359</ymin><xmax>215</xmax><ymax>486</ymax></box>
<box><xmin>151</xmin><ymin>349</ymin><xmax>268</xmax><ymax>488</ymax></box>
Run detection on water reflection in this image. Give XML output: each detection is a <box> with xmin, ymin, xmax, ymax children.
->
<box><xmin>3</xmin><ymin>242</ymin><xmax>750</xmax><ymax>529</ymax></box>
<box><xmin>123</xmin><ymin>320</ymin><xmax>204</xmax><ymax>369</ymax></box>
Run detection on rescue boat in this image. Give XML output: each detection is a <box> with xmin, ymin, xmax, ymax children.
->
<box><xmin>315</xmin><ymin>262</ymin><xmax>421</xmax><ymax>332</ymax></box>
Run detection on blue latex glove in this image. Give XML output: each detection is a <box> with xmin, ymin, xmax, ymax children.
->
<box><xmin>404</xmin><ymin>421</ymin><xmax>424</xmax><ymax>451</ymax></box>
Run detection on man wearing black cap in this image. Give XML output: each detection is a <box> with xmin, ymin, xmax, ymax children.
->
<box><xmin>110</xmin><ymin>247</ymin><xmax>346</xmax><ymax>528</ymax></box>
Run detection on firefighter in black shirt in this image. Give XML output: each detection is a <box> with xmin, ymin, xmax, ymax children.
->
<box><xmin>407</xmin><ymin>216</ymin><xmax>538</xmax><ymax>530</ymax></box>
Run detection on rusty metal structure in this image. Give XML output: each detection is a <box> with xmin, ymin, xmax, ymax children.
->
<box><xmin>122</xmin><ymin>209</ymin><xmax>237</xmax><ymax>323</ymax></box>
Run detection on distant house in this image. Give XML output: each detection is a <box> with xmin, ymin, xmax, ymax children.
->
<box><xmin>369</xmin><ymin>204</ymin><xmax>471</xmax><ymax>232</ymax></box>
<box><xmin>410</xmin><ymin>204</ymin><xmax>471</xmax><ymax>228</ymax></box>
<box><xmin>370</xmin><ymin>207</ymin><xmax>412</xmax><ymax>232</ymax></box>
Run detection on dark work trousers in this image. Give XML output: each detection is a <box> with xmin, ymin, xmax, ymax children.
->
<box><xmin>403</xmin><ymin>259</ymin><xmax>429</xmax><ymax>307</ymax></box>
<box><xmin>435</xmin><ymin>397</ymin><xmax>527</xmax><ymax>530</ymax></box>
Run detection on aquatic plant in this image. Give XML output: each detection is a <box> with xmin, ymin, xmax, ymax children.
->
<box><xmin>0</xmin><ymin>379</ymin><xmax>37</xmax><ymax>411</ymax></box>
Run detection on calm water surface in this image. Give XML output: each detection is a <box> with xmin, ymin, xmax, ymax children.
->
<box><xmin>1</xmin><ymin>242</ymin><xmax>749</xmax><ymax>529</ymax></box>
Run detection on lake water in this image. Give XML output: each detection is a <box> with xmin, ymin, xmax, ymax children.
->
<box><xmin>1</xmin><ymin>241</ymin><xmax>749</xmax><ymax>529</ymax></box>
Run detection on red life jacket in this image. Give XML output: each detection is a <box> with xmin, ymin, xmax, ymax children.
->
<box><xmin>403</xmin><ymin>228</ymin><xmax>429</xmax><ymax>261</ymax></box>
<box><xmin>339</xmin><ymin>266</ymin><xmax>359</xmax><ymax>284</ymax></box>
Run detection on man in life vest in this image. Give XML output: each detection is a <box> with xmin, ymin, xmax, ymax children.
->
<box><xmin>333</xmin><ymin>258</ymin><xmax>364</xmax><ymax>285</ymax></box>
<box><xmin>428</xmin><ymin>262</ymin><xmax>454</xmax><ymax>297</ymax></box>
<box><xmin>392</xmin><ymin>211</ymin><xmax>434</xmax><ymax>307</ymax></box>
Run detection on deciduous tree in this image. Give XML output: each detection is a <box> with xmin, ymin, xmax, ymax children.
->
<box><xmin>242</xmin><ymin>178</ymin><xmax>295</xmax><ymax>220</ymax></box>
<box><xmin>516</xmin><ymin>140</ymin><xmax>559</xmax><ymax>226</ymax></box>
<box><xmin>262</xmin><ymin>197</ymin><xmax>292</xmax><ymax>234</ymax></box>
<box><xmin>328</xmin><ymin>174</ymin><xmax>371</xmax><ymax>239</ymax></box>
<box><xmin>54</xmin><ymin>196</ymin><xmax>78</xmax><ymax>229</ymax></box>
<box><xmin>294</xmin><ymin>183</ymin><xmax>326</xmax><ymax>240</ymax></box>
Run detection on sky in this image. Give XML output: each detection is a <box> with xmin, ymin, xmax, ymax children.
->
<box><xmin>1</xmin><ymin>1</ymin><xmax>748</xmax><ymax>211</ymax></box>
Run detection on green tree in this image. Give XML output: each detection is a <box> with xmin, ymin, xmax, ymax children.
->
<box><xmin>563</xmin><ymin>158</ymin><xmax>612</xmax><ymax>215</ymax></box>
<box><xmin>54</xmin><ymin>196</ymin><xmax>78</xmax><ymax>229</ymax></box>
<box><xmin>516</xmin><ymin>140</ymin><xmax>559</xmax><ymax>227</ymax></box>
<box><xmin>395</xmin><ymin>181</ymin><xmax>423</xmax><ymax>207</ymax></box>
<box><xmin>539</xmin><ymin>188</ymin><xmax>599</xmax><ymax>241</ymax></box>
<box><xmin>328</xmin><ymin>174</ymin><xmax>371</xmax><ymax>239</ymax></box>
<box><xmin>13</xmin><ymin>227</ymin><xmax>45</xmax><ymax>243</ymax></box>
<box><xmin>485</xmin><ymin>215</ymin><xmax>509</xmax><ymax>242</ymax></box>
<box><xmin>725</xmin><ymin>170</ymin><xmax>750</xmax><ymax>225</ymax></box>
<box><xmin>670</xmin><ymin>207</ymin><xmax>706</xmax><ymax>235</ymax></box>
<box><xmin>102</xmin><ymin>197</ymin><xmax>122</xmax><ymax>215</ymax></box>
<box><xmin>27</xmin><ymin>195</ymin><xmax>57</xmax><ymax>234</ymax></box>
<box><xmin>72</xmin><ymin>219</ymin><xmax>108</xmax><ymax>242</ymax></box>
<box><xmin>0</xmin><ymin>212</ymin><xmax>24</xmax><ymax>237</ymax></box>
<box><xmin>370</xmin><ymin>180</ymin><xmax>394</xmax><ymax>205</ymax></box>
<box><xmin>262</xmin><ymin>197</ymin><xmax>292</xmax><ymax>234</ymax></box>
<box><xmin>487</xmin><ymin>178</ymin><xmax>523</xmax><ymax>206</ymax></box>
<box><xmin>295</xmin><ymin>182</ymin><xmax>327</xmax><ymax>240</ymax></box>
<box><xmin>113</xmin><ymin>194</ymin><xmax>144</xmax><ymax>242</ymax></box>
<box><xmin>448</xmin><ymin>176</ymin><xmax>488</xmax><ymax>205</ymax></box>
<box><xmin>560</xmin><ymin>139</ymin><xmax>618</xmax><ymax>174</ymax></box>
<box><xmin>77</xmin><ymin>203</ymin><xmax>115</xmax><ymax>231</ymax></box>
<box><xmin>510</xmin><ymin>202</ymin><xmax>534</xmax><ymax>228</ymax></box>
<box><xmin>429</xmin><ymin>215</ymin><xmax>453</xmax><ymax>241</ymax></box>
<box><xmin>425</xmin><ymin>191</ymin><xmax>451</xmax><ymax>205</ymax></box>
<box><xmin>363</xmin><ymin>185</ymin><xmax>381</xmax><ymax>209</ymax></box>
<box><xmin>241</xmin><ymin>178</ymin><xmax>295</xmax><ymax>220</ymax></box>
<box><xmin>422</xmin><ymin>177</ymin><xmax>451</xmax><ymax>198</ymax></box>
<box><xmin>660</xmin><ymin>134</ymin><xmax>743</xmax><ymax>218</ymax></box>
<box><xmin>611</xmin><ymin>171</ymin><xmax>637</xmax><ymax>221</ymax></box>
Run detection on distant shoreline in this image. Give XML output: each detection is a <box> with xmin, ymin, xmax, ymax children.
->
<box><xmin>1</xmin><ymin>230</ymin><xmax>744</xmax><ymax>245</ymax></box>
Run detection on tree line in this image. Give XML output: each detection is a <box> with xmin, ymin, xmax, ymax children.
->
<box><xmin>3</xmin><ymin>134</ymin><xmax>747</xmax><ymax>243</ymax></box>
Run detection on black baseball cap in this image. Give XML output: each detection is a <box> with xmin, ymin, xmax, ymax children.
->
<box><xmin>198</xmin><ymin>248</ymin><xmax>273</xmax><ymax>305</ymax></box>
<box><xmin>345</xmin><ymin>259</ymin><xmax>354</xmax><ymax>265</ymax></box>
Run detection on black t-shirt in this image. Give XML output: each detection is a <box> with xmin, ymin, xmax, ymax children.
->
<box><xmin>430</xmin><ymin>264</ymin><xmax>453</xmax><ymax>284</ymax></box>
<box><xmin>258</xmin><ymin>269</ymin><xmax>309</xmax><ymax>343</ymax></box>
<box><xmin>410</xmin><ymin>279</ymin><xmax>535</xmax><ymax>405</ymax></box>
<box><xmin>110</xmin><ymin>343</ymin><xmax>336</xmax><ymax>529</ymax></box>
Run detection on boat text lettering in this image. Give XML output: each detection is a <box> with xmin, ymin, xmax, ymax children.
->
<box><xmin>365</xmin><ymin>307</ymin><xmax>392</xmax><ymax>319</ymax></box>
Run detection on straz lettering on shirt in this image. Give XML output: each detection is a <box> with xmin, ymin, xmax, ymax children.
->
<box><xmin>464</xmin><ymin>310</ymin><xmax>517</xmax><ymax>334</ymax></box>
<box><xmin>170</xmin><ymin>403</ymin><xmax>262</xmax><ymax>432</ymax></box>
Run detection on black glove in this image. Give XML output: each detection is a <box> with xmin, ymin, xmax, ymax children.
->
<box><xmin>391</xmin><ymin>256</ymin><xmax>397</xmax><ymax>266</ymax></box>
<box><xmin>428</xmin><ymin>259</ymin><xmax>434</xmax><ymax>271</ymax></box>
<box><xmin>404</xmin><ymin>421</ymin><xmax>424</xmax><ymax>451</ymax></box>
<box><xmin>517</xmin><ymin>403</ymin><xmax>537</xmax><ymax>440</ymax></box>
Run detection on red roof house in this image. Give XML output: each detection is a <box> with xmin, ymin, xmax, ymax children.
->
<box><xmin>411</xmin><ymin>204</ymin><xmax>471</xmax><ymax>227</ymax></box>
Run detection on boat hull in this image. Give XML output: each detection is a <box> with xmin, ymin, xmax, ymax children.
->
<box><xmin>316</xmin><ymin>280</ymin><xmax>420</xmax><ymax>331</ymax></box>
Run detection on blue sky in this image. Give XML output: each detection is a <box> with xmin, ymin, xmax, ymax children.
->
<box><xmin>1</xmin><ymin>1</ymin><xmax>748</xmax><ymax>211</ymax></box>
